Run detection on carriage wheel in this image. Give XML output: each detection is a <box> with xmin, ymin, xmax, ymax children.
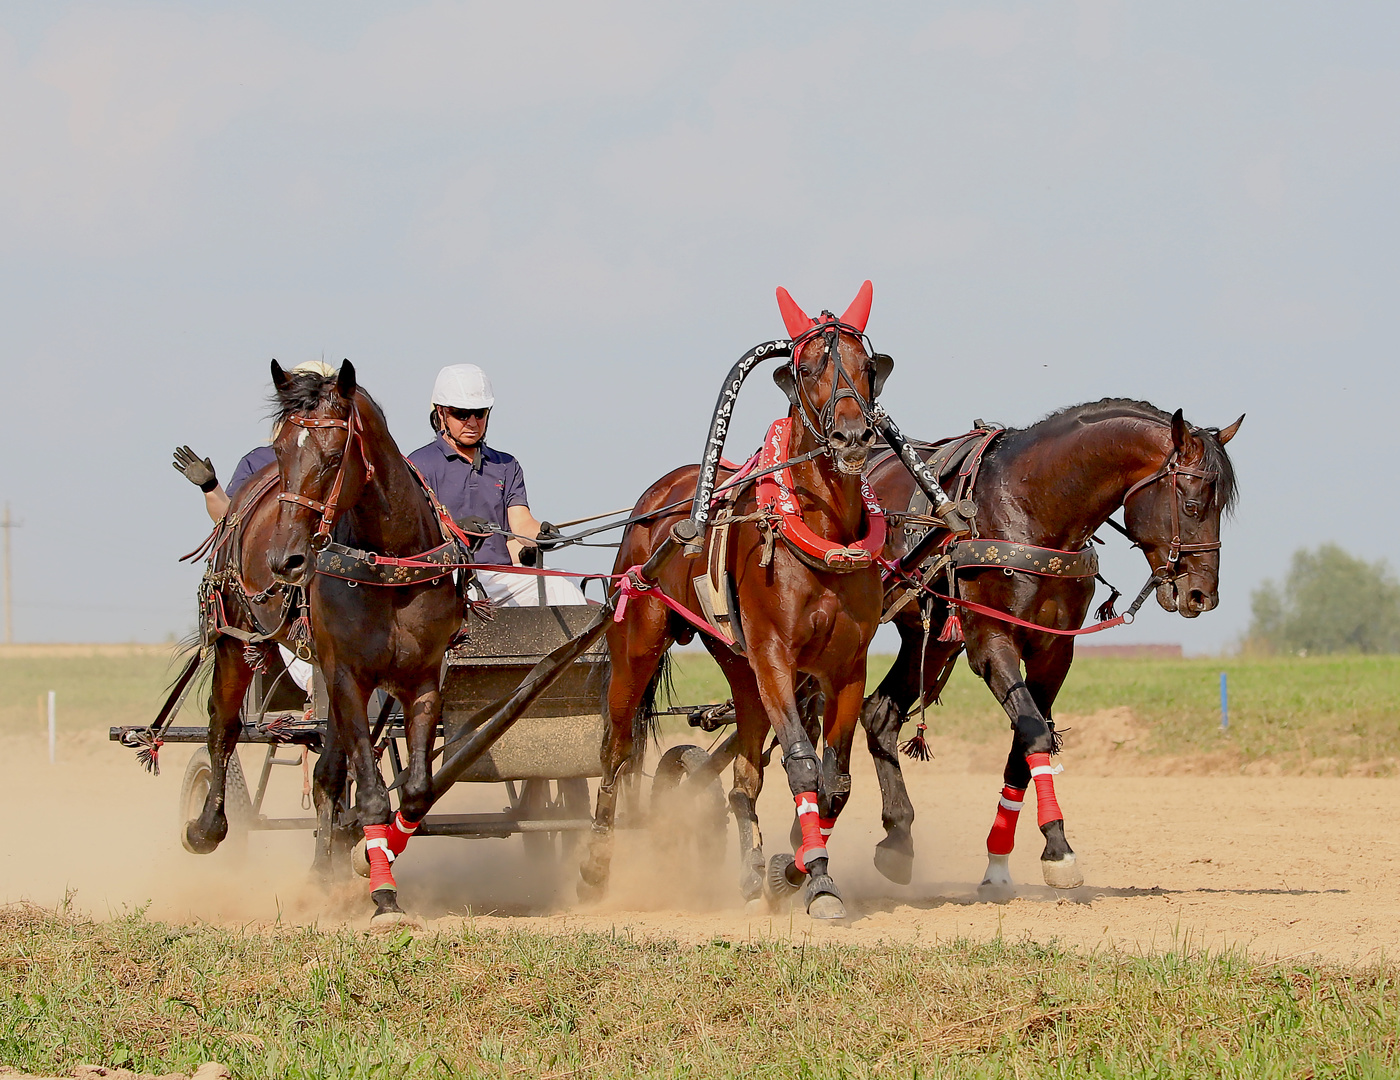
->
<box><xmin>519</xmin><ymin>779</ymin><xmax>557</xmax><ymax>862</ymax></box>
<box><xmin>179</xmin><ymin>746</ymin><xmax>253</xmax><ymax>856</ymax></box>
<box><xmin>650</xmin><ymin>745</ymin><xmax>728</xmax><ymax>865</ymax></box>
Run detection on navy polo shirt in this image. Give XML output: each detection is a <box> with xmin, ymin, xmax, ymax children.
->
<box><xmin>226</xmin><ymin>445</ymin><xmax>277</xmax><ymax>501</ymax></box>
<box><xmin>407</xmin><ymin>437</ymin><xmax>529</xmax><ymax>566</ymax></box>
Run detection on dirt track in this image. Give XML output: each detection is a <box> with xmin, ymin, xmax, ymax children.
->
<box><xmin>3</xmin><ymin>710</ymin><xmax>1397</xmax><ymax>965</ymax></box>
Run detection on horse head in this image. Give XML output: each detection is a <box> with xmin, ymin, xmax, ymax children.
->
<box><xmin>266</xmin><ymin>359</ymin><xmax>368</xmax><ymax>586</ymax></box>
<box><xmin>1124</xmin><ymin>409</ymin><xmax>1243</xmax><ymax>618</ymax></box>
<box><xmin>773</xmin><ymin>280</ymin><xmax>892</xmax><ymax>475</ymax></box>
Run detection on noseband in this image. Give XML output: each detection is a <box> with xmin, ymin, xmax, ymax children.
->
<box><xmin>788</xmin><ymin>318</ymin><xmax>876</xmax><ymax>450</ymax></box>
<box><xmin>276</xmin><ymin>404</ymin><xmax>375</xmax><ymax>550</ymax></box>
<box><xmin>1122</xmin><ymin>450</ymin><xmax>1221</xmax><ymax>569</ymax></box>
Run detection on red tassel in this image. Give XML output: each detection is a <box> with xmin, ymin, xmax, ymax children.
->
<box><xmin>938</xmin><ymin>613</ymin><xmax>963</xmax><ymax>642</ymax></box>
<box><xmin>899</xmin><ymin>721</ymin><xmax>931</xmax><ymax>761</ymax></box>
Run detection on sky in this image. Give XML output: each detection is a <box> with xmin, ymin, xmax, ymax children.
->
<box><xmin>0</xmin><ymin>1</ymin><xmax>1396</xmax><ymax>653</ymax></box>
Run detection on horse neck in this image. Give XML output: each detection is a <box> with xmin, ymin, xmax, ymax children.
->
<box><xmin>784</xmin><ymin>409</ymin><xmax>867</xmax><ymax>541</ymax></box>
<box><xmin>342</xmin><ymin>404</ymin><xmax>440</xmax><ymax>556</ymax></box>
<box><xmin>989</xmin><ymin>416</ymin><xmax>1173</xmax><ymax>548</ymax></box>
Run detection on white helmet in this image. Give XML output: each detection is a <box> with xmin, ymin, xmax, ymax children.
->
<box><xmin>431</xmin><ymin>364</ymin><xmax>494</xmax><ymax>410</ymax></box>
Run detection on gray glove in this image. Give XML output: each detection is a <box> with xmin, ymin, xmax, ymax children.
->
<box><xmin>173</xmin><ymin>446</ymin><xmax>218</xmax><ymax>493</ymax></box>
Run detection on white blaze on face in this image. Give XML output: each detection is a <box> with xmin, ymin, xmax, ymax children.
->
<box><xmin>297</xmin><ymin>427</ymin><xmax>309</xmax><ymax>448</ymax></box>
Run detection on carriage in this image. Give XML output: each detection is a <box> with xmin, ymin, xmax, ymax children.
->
<box><xmin>110</xmin><ymin>603</ymin><xmax>728</xmax><ymax>868</ymax></box>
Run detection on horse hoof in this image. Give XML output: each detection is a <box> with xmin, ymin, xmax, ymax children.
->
<box><xmin>576</xmin><ymin>877</ymin><xmax>606</xmax><ymax>904</ymax></box>
<box><xmin>873</xmin><ymin>844</ymin><xmax>914</xmax><ymax>886</ymax></box>
<box><xmin>765</xmin><ymin>854</ymin><xmax>801</xmax><ymax>902</ymax></box>
<box><xmin>369</xmin><ymin>909</ymin><xmax>414</xmax><ymax>928</ymax></box>
<box><xmin>981</xmin><ymin>852</ymin><xmax>1013</xmax><ymax>888</ymax></box>
<box><xmin>805</xmin><ymin>875</ymin><xmax>846</xmax><ymax>921</ymax></box>
<box><xmin>182</xmin><ymin>822</ymin><xmax>219</xmax><ymax>855</ymax></box>
<box><xmin>351</xmin><ymin>838</ymin><xmax>371</xmax><ymax>878</ymax></box>
<box><xmin>1041</xmin><ymin>852</ymin><xmax>1083</xmax><ymax>889</ymax></box>
<box><xmin>739</xmin><ymin>854</ymin><xmax>765</xmax><ymax>901</ymax></box>
<box><xmin>370</xmin><ymin>888</ymin><xmax>404</xmax><ymax>919</ymax></box>
<box><xmin>744</xmin><ymin>897</ymin><xmax>768</xmax><ymax>915</ymax></box>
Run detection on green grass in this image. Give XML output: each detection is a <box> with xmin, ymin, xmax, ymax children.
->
<box><xmin>668</xmin><ymin>651</ymin><xmax>1400</xmax><ymax>773</ymax></box>
<box><xmin>3</xmin><ymin>651</ymin><xmax>1397</xmax><ymax>773</ymax></box>
<box><xmin>4</xmin><ymin>903</ymin><xmax>1399</xmax><ymax>1079</ymax></box>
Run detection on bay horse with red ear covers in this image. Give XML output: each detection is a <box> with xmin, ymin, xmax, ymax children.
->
<box><xmin>263</xmin><ymin>360</ymin><xmax>466</xmax><ymax>921</ymax></box>
<box><xmin>860</xmin><ymin>400</ymin><xmax>1242</xmax><ymax>890</ymax></box>
<box><xmin>580</xmin><ymin>282</ymin><xmax>893</xmax><ymax>920</ymax></box>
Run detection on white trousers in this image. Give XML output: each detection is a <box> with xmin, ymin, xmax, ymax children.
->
<box><xmin>276</xmin><ymin>645</ymin><xmax>315</xmax><ymax>692</ymax></box>
<box><xmin>475</xmin><ymin>567</ymin><xmax>588</xmax><ymax>607</ymax></box>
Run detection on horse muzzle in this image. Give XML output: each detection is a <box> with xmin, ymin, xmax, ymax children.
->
<box><xmin>1156</xmin><ymin>576</ymin><xmax>1217</xmax><ymax>618</ymax></box>
<box><xmin>270</xmin><ymin>550</ymin><xmax>312</xmax><ymax>588</ymax></box>
<box><xmin>828</xmin><ymin>424</ymin><xmax>876</xmax><ymax>475</ymax></box>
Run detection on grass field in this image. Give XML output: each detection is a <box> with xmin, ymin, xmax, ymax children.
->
<box><xmin>4</xmin><ymin>902</ymin><xmax>1398</xmax><ymax>1080</ymax></box>
<box><xmin>2</xmin><ymin>649</ymin><xmax>1397</xmax><ymax>774</ymax></box>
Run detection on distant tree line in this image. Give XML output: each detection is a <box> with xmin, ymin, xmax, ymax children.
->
<box><xmin>1247</xmin><ymin>543</ymin><xmax>1400</xmax><ymax>655</ymax></box>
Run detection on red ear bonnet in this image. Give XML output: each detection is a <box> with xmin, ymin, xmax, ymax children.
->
<box><xmin>840</xmin><ymin>280</ymin><xmax>873</xmax><ymax>333</ymax></box>
<box><xmin>775</xmin><ymin>287</ymin><xmax>816</xmax><ymax>339</ymax></box>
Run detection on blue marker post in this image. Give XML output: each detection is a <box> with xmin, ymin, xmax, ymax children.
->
<box><xmin>1219</xmin><ymin>671</ymin><xmax>1228</xmax><ymax>731</ymax></box>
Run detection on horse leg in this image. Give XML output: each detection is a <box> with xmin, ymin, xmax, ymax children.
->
<box><xmin>329</xmin><ymin>669</ymin><xmax>402</xmax><ymax>919</ymax></box>
<box><xmin>707</xmin><ymin>647</ymin><xmax>768</xmax><ymax>901</ymax></box>
<box><xmin>751</xmin><ymin>651</ymin><xmax>845</xmax><ymax>919</ymax></box>
<box><xmin>385</xmin><ymin>678</ymin><xmax>441</xmax><ymax>860</ymax></box>
<box><xmin>184</xmin><ymin>637</ymin><xmax>253</xmax><ymax>854</ymax></box>
<box><xmin>859</xmin><ymin>620</ymin><xmax>943</xmax><ymax>884</ymax></box>
<box><xmin>580</xmin><ymin>610</ymin><xmax>669</xmax><ymax>899</ymax></box>
<box><xmin>975</xmin><ymin>636</ymin><xmax>1082</xmax><ymax>889</ymax></box>
<box><xmin>310</xmin><ymin>720</ymin><xmax>351</xmax><ymax>882</ymax></box>
<box><xmin>810</xmin><ymin>675</ymin><xmax>868</xmax><ymax>913</ymax></box>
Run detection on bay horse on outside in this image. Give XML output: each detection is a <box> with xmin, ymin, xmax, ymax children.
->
<box><xmin>861</xmin><ymin>399</ymin><xmax>1242</xmax><ymax>889</ymax></box>
<box><xmin>581</xmin><ymin>283</ymin><xmax>893</xmax><ymax>919</ymax></box>
<box><xmin>261</xmin><ymin>361</ymin><xmax>466</xmax><ymax>920</ymax></box>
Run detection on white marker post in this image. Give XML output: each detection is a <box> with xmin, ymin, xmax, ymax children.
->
<box><xmin>47</xmin><ymin>690</ymin><xmax>55</xmax><ymax>763</ymax></box>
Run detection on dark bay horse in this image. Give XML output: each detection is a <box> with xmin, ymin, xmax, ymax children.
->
<box><xmin>861</xmin><ymin>400</ymin><xmax>1242</xmax><ymax>889</ymax></box>
<box><xmin>262</xmin><ymin>360</ymin><xmax>464</xmax><ymax>921</ymax></box>
<box><xmin>580</xmin><ymin>285</ymin><xmax>892</xmax><ymax>919</ymax></box>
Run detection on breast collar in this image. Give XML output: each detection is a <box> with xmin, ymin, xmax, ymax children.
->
<box><xmin>756</xmin><ymin>416</ymin><xmax>886</xmax><ymax>572</ymax></box>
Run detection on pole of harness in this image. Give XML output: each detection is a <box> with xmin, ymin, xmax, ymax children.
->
<box><xmin>870</xmin><ymin>405</ymin><xmax>971</xmax><ymax>536</ymax></box>
<box><xmin>686</xmin><ymin>339</ymin><xmax>793</xmax><ymax>554</ymax></box>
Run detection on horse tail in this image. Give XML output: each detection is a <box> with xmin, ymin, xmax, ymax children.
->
<box><xmin>633</xmin><ymin>652</ymin><xmax>672</xmax><ymax>762</ymax></box>
<box><xmin>598</xmin><ymin>650</ymin><xmax>673</xmax><ymax>767</ymax></box>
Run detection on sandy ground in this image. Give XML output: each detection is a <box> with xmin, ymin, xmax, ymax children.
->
<box><xmin>3</xmin><ymin>708</ymin><xmax>1398</xmax><ymax>965</ymax></box>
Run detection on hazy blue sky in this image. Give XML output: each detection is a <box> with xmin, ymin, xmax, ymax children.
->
<box><xmin>1</xmin><ymin>1</ymin><xmax>1396</xmax><ymax>652</ymax></box>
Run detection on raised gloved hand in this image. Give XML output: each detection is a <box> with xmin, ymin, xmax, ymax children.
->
<box><xmin>173</xmin><ymin>446</ymin><xmax>218</xmax><ymax>492</ymax></box>
<box><xmin>518</xmin><ymin>545</ymin><xmax>541</xmax><ymax>567</ymax></box>
<box><xmin>535</xmin><ymin>521</ymin><xmax>565</xmax><ymax>550</ymax></box>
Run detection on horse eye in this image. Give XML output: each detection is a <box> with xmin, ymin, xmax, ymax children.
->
<box><xmin>1184</xmin><ymin>501</ymin><xmax>1200</xmax><ymax>516</ymax></box>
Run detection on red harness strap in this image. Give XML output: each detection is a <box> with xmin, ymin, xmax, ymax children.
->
<box><xmin>756</xmin><ymin>417</ymin><xmax>886</xmax><ymax>570</ymax></box>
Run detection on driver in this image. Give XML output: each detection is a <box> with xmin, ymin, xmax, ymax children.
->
<box><xmin>170</xmin><ymin>360</ymin><xmax>339</xmax><ymax>692</ymax></box>
<box><xmin>407</xmin><ymin>364</ymin><xmax>586</xmax><ymax>607</ymax></box>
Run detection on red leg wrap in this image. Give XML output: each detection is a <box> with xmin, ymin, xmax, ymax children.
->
<box><xmin>387</xmin><ymin>811</ymin><xmax>420</xmax><ymax>857</ymax></box>
<box><xmin>1026</xmin><ymin>752</ymin><xmax>1064</xmax><ymax>827</ymax></box>
<box><xmin>362</xmin><ymin>824</ymin><xmax>397</xmax><ymax>893</ymax></box>
<box><xmin>986</xmin><ymin>785</ymin><xmax>1025</xmax><ymax>856</ymax></box>
<box><xmin>793</xmin><ymin>792</ymin><xmax>827</xmax><ymax>874</ymax></box>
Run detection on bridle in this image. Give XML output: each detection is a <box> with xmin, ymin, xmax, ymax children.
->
<box><xmin>788</xmin><ymin>316</ymin><xmax>878</xmax><ymax>450</ymax></box>
<box><xmin>1122</xmin><ymin>448</ymin><xmax>1221</xmax><ymax>572</ymax></box>
<box><xmin>276</xmin><ymin>402</ymin><xmax>375</xmax><ymax>551</ymax></box>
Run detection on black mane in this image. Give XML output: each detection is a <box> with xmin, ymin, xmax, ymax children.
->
<box><xmin>1000</xmin><ymin>397</ymin><xmax>1238</xmax><ymax>515</ymax></box>
<box><xmin>269</xmin><ymin>371</ymin><xmax>380</xmax><ymax>424</ymax></box>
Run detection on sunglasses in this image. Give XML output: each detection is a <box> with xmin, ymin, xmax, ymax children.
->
<box><xmin>443</xmin><ymin>407</ymin><xmax>489</xmax><ymax>421</ymax></box>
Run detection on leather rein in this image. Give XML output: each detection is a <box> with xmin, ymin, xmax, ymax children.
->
<box><xmin>1121</xmin><ymin>450</ymin><xmax>1222</xmax><ymax>568</ymax></box>
<box><xmin>276</xmin><ymin>406</ymin><xmax>375</xmax><ymax>551</ymax></box>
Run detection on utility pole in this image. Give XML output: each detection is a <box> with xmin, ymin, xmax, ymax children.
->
<box><xmin>1</xmin><ymin>503</ymin><xmax>18</xmax><ymax>644</ymax></box>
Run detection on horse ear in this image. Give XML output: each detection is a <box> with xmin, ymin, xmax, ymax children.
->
<box><xmin>1170</xmin><ymin>408</ymin><xmax>1190</xmax><ymax>453</ymax></box>
<box><xmin>772</xmin><ymin>364</ymin><xmax>799</xmax><ymax>406</ymax></box>
<box><xmin>1217</xmin><ymin>413</ymin><xmax>1245</xmax><ymax>444</ymax></box>
<box><xmin>840</xmin><ymin>280</ymin><xmax>873</xmax><ymax>333</ymax></box>
<box><xmin>776</xmin><ymin>287</ymin><xmax>815</xmax><ymax>339</ymax></box>
<box><xmin>271</xmin><ymin>359</ymin><xmax>290</xmax><ymax>392</ymax></box>
<box><xmin>337</xmin><ymin>359</ymin><xmax>356</xmax><ymax>398</ymax></box>
<box><xmin>871</xmin><ymin>352</ymin><xmax>894</xmax><ymax>398</ymax></box>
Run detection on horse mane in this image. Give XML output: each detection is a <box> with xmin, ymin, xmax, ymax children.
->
<box><xmin>268</xmin><ymin>372</ymin><xmax>385</xmax><ymax>428</ymax></box>
<box><xmin>998</xmin><ymin>397</ymin><xmax>1238</xmax><ymax>515</ymax></box>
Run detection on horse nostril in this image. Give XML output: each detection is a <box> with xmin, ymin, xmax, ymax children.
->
<box><xmin>1188</xmin><ymin>589</ymin><xmax>1208</xmax><ymax>610</ymax></box>
<box><xmin>858</xmin><ymin>426</ymin><xmax>876</xmax><ymax>447</ymax></box>
<box><xmin>828</xmin><ymin>428</ymin><xmax>851</xmax><ymax>448</ymax></box>
<box><xmin>279</xmin><ymin>553</ymin><xmax>306</xmax><ymax>578</ymax></box>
